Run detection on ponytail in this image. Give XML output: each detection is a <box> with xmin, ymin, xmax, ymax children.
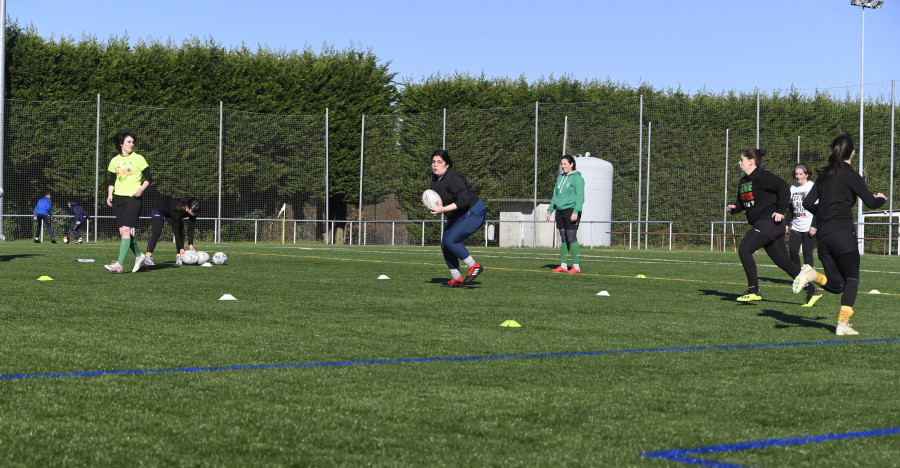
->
<box><xmin>818</xmin><ymin>133</ymin><xmax>854</xmax><ymax>179</ymax></box>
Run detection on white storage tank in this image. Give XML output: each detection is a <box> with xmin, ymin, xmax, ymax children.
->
<box><xmin>573</xmin><ymin>155</ymin><xmax>613</xmax><ymax>247</ymax></box>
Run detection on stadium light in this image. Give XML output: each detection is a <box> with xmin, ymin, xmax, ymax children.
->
<box><xmin>850</xmin><ymin>0</ymin><xmax>883</xmax><ymax>254</ymax></box>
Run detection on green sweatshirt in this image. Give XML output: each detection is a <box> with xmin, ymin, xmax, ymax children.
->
<box><xmin>547</xmin><ymin>170</ymin><xmax>585</xmax><ymax>214</ymax></box>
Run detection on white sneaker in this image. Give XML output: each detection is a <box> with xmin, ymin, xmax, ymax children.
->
<box><xmin>792</xmin><ymin>264</ymin><xmax>816</xmax><ymax>294</ymax></box>
<box><xmin>836</xmin><ymin>323</ymin><xmax>858</xmax><ymax>336</ymax></box>
<box><xmin>133</xmin><ymin>254</ymin><xmax>145</xmax><ymax>273</ymax></box>
<box><xmin>105</xmin><ymin>261</ymin><xmax>123</xmax><ymax>274</ymax></box>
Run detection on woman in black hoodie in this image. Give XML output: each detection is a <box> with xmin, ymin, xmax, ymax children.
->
<box><xmin>428</xmin><ymin>150</ymin><xmax>486</xmax><ymax>288</ymax></box>
<box><xmin>727</xmin><ymin>148</ymin><xmax>820</xmax><ymax>305</ymax></box>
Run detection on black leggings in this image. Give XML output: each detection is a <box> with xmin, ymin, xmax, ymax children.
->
<box><xmin>788</xmin><ymin>230</ymin><xmax>816</xmax><ymax>267</ymax></box>
<box><xmin>738</xmin><ymin>229</ymin><xmax>804</xmax><ymax>291</ymax></box>
<box><xmin>816</xmin><ymin>233</ymin><xmax>860</xmax><ymax>307</ymax></box>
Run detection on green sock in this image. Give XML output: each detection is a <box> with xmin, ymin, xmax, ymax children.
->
<box><xmin>130</xmin><ymin>237</ymin><xmax>143</xmax><ymax>256</ymax></box>
<box><xmin>571</xmin><ymin>242</ymin><xmax>581</xmax><ymax>264</ymax></box>
<box><xmin>560</xmin><ymin>242</ymin><xmax>570</xmax><ymax>264</ymax></box>
<box><xmin>117</xmin><ymin>238</ymin><xmax>131</xmax><ymax>265</ymax></box>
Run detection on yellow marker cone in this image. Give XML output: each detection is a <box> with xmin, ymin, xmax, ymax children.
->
<box><xmin>636</xmin><ymin>274</ymin><xmax>647</xmax><ymax>278</ymax></box>
<box><xmin>37</xmin><ymin>276</ymin><xmax>53</xmax><ymax>281</ymax></box>
<box><xmin>500</xmin><ymin>320</ymin><xmax>522</xmax><ymax>328</ymax></box>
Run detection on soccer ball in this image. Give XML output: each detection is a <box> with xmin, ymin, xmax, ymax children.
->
<box><xmin>182</xmin><ymin>250</ymin><xmax>200</xmax><ymax>265</ymax></box>
<box><xmin>63</xmin><ymin>236</ymin><xmax>69</xmax><ymax>244</ymax></box>
<box><xmin>0</xmin><ymin>186</ymin><xmax>4</xmax><ymax>198</ymax></box>
<box><xmin>197</xmin><ymin>251</ymin><xmax>210</xmax><ymax>264</ymax></box>
<box><xmin>212</xmin><ymin>252</ymin><xmax>227</xmax><ymax>265</ymax></box>
<box><xmin>421</xmin><ymin>189</ymin><xmax>443</xmax><ymax>211</ymax></box>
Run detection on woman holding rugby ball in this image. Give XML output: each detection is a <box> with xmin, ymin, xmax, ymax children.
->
<box><xmin>429</xmin><ymin>150</ymin><xmax>486</xmax><ymax>288</ymax></box>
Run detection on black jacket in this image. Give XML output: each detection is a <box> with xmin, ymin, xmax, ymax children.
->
<box><xmin>430</xmin><ymin>168</ymin><xmax>480</xmax><ymax>225</ymax></box>
<box><xmin>732</xmin><ymin>167</ymin><xmax>790</xmax><ymax>227</ymax></box>
<box><xmin>803</xmin><ymin>162</ymin><xmax>885</xmax><ymax>238</ymax></box>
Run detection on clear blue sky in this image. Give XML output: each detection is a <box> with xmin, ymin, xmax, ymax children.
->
<box><xmin>8</xmin><ymin>0</ymin><xmax>900</xmax><ymax>98</ymax></box>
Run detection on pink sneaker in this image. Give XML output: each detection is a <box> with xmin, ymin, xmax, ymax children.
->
<box><xmin>552</xmin><ymin>266</ymin><xmax>568</xmax><ymax>273</ymax></box>
<box><xmin>568</xmin><ymin>268</ymin><xmax>581</xmax><ymax>274</ymax></box>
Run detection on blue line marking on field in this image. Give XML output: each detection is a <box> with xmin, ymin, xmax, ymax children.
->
<box><xmin>642</xmin><ymin>427</ymin><xmax>900</xmax><ymax>467</ymax></box>
<box><xmin>1</xmin><ymin>338</ymin><xmax>898</xmax><ymax>381</ymax></box>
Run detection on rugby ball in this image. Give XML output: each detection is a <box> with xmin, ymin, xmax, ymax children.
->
<box><xmin>197</xmin><ymin>251</ymin><xmax>210</xmax><ymax>264</ymax></box>
<box><xmin>422</xmin><ymin>189</ymin><xmax>443</xmax><ymax>211</ymax></box>
<box><xmin>182</xmin><ymin>250</ymin><xmax>200</xmax><ymax>265</ymax></box>
<box><xmin>212</xmin><ymin>252</ymin><xmax>227</xmax><ymax>265</ymax></box>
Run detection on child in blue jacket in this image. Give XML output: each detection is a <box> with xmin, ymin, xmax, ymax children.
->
<box><xmin>33</xmin><ymin>192</ymin><xmax>56</xmax><ymax>243</ymax></box>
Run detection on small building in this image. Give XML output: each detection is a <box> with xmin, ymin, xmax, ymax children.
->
<box><xmin>487</xmin><ymin>198</ymin><xmax>554</xmax><ymax>247</ymax></box>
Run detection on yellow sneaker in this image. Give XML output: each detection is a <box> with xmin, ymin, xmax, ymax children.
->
<box><xmin>802</xmin><ymin>290</ymin><xmax>822</xmax><ymax>308</ymax></box>
<box><xmin>737</xmin><ymin>290</ymin><xmax>762</xmax><ymax>302</ymax></box>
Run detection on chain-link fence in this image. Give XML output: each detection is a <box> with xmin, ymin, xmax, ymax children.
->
<box><xmin>1</xmin><ymin>87</ymin><xmax>897</xmax><ymax>252</ymax></box>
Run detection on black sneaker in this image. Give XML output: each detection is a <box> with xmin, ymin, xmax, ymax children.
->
<box><xmin>462</xmin><ymin>263</ymin><xmax>483</xmax><ymax>285</ymax></box>
<box><xmin>34</xmin><ymin>238</ymin><xmax>40</xmax><ymax>243</ymax></box>
<box><xmin>51</xmin><ymin>239</ymin><xmax>57</xmax><ymax>244</ymax></box>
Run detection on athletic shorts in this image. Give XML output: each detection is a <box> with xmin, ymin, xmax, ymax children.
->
<box><xmin>555</xmin><ymin>207</ymin><xmax>580</xmax><ymax>231</ymax></box>
<box><xmin>114</xmin><ymin>195</ymin><xmax>143</xmax><ymax>228</ymax></box>
<box><xmin>751</xmin><ymin>216</ymin><xmax>785</xmax><ymax>241</ymax></box>
<box><xmin>817</xmin><ymin>229</ymin><xmax>858</xmax><ymax>257</ymax></box>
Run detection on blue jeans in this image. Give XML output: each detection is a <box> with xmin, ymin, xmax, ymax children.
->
<box><xmin>441</xmin><ymin>199</ymin><xmax>486</xmax><ymax>269</ymax></box>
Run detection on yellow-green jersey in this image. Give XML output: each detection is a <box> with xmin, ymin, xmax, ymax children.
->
<box><xmin>108</xmin><ymin>153</ymin><xmax>149</xmax><ymax>196</ymax></box>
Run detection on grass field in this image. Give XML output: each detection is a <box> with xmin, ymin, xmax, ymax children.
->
<box><xmin>1</xmin><ymin>241</ymin><xmax>898</xmax><ymax>467</ymax></box>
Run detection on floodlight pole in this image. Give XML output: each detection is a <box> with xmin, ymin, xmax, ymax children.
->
<box><xmin>0</xmin><ymin>0</ymin><xmax>6</xmax><ymax>241</ymax></box>
<box><xmin>852</xmin><ymin>0</ymin><xmax>883</xmax><ymax>254</ymax></box>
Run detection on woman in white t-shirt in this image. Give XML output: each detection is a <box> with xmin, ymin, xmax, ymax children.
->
<box><xmin>786</xmin><ymin>163</ymin><xmax>817</xmax><ymax>267</ymax></box>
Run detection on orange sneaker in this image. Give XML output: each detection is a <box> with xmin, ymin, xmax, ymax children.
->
<box><xmin>441</xmin><ymin>277</ymin><xmax>465</xmax><ymax>288</ymax></box>
<box><xmin>568</xmin><ymin>268</ymin><xmax>581</xmax><ymax>274</ymax></box>
<box><xmin>552</xmin><ymin>266</ymin><xmax>568</xmax><ymax>273</ymax></box>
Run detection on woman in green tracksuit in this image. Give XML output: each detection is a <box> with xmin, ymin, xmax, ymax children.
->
<box><xmin>546</xmin><ymin>155</ymin><xmax>585</xmax><ymax>273</ymax></box>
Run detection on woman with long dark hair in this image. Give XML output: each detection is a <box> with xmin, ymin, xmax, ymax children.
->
<box><xmin>546</xmin><ymin>155</ymin><xmax>585</xmax><ymax>273</ymax></box>
<box><xmin>144</xmin><ymin>195</ymin><xmax>201</xmax><ymax>266</ymax></box>
<box><xmin>792</xmin><ymin>134</ymin><xmax>886</xmax><ymax>335</ymax></box>
<box><xmin>726</xmin><ymin>148</ymin><xmax>820</xmax><ymax>305</ymax></box>
<box><xmin>429</xmin><ymin>150</ymin><xmax>486</xmax><ymax>288</ymax></box>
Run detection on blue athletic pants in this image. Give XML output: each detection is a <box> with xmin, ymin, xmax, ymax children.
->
<box><xmin>441</xmin><ymin>199</ymin><xmax>486</xmax><ymax>270</ymax></box>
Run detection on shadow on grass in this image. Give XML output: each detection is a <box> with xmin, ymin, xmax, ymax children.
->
<box><xmin>428</xmin><ymin>277</ymin><xmax>482</xmax><ymax>288</ymax></box>
<box><xmin>698</xmin><ymin>289</ymin><xmax>798</xmax><ymax>306</ymax></box>
<box><xmin>758</xmin><ymin>309</ymin><xmax>834</xmax><ymax>332</ymax></box>
<box><xmin>0</xmin><ymin>253</ymin><xmax>40</xmax><ymax>262</ymax></box>
<box><xmin>759</xmin><ymin>275</ymin><xmax>793</xmax><ymax>286</ymax></box>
